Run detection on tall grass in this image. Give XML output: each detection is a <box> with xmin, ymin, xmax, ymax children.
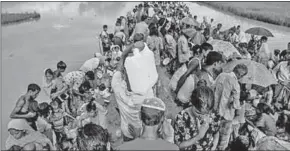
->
<box><xmin>200</xmin><ymin>2</ymin><xmax>290</xmax><ymax>27</ymax></box>
<box><xmin>1</xmin><ymin>11</ymin><xmax>41</xmax><ymax>25</ymax></box>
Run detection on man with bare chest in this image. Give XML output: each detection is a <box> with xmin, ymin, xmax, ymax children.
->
<box><xmin>10</xmin><ymin>84</ymin><xmax>41</xmax><ymax>130</ymax></box>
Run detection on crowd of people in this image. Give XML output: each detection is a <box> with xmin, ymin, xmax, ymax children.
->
<box><xmin>6</xmin><ymin>1</ymin><xmax>290</xmax><ymax>151</ymax></box>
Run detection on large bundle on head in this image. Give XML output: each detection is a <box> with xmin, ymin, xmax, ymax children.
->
<box><xmin>124</xmin><ymin>41</ymin><xmax>158</xmax><ymax>95</ymax></box>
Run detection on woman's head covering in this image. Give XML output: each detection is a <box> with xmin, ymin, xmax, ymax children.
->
<box><xmin>7</xmin><ymin>119</ymin><xmax>34</xmax><ymax>132</ymax></box>
<box><xmin>6</xmin><ymin>119</ymin><xmax>54</xmax><ymax>150</ymax></box>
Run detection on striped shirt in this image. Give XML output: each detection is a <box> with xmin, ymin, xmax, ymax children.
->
<box><xmin>49</xmin><ymin>109</ymin><xmax>66</xmax><ymax>132</ymax></box>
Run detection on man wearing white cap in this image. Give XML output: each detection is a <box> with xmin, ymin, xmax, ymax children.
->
<box><xmin>79</xmin><ymin>53</ymin><xmax>105</xmax><ymax>73</ymax></box>
<box><xmin>118</xmin><ymin>97</ymin><xmax>178</xmax><ymax>150</ymax></box>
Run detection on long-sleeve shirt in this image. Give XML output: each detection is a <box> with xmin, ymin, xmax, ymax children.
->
<box><xmin>178</xmin><ymin>35</ymin><xmax>191</xmax><ymax>64</ymax></box>
<box><xmin>214</xmin><ymin>72</ymin><xmax>241</xmax><ymax>121</ymax></box>
<box><xmin>272</xmin><ymin>61</ymin><xmax>290</xmax><ymax>82</ymax></box>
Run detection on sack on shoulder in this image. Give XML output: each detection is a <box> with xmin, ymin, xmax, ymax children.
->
<box><xmin>169</xmin><ymin>64</ymin><xmax>188</xmax><ymax>91</ymax></box>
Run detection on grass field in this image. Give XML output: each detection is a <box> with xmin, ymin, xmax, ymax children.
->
<box><xmin>1</xmin><ymin>12</ymin><xmax>41</xmax><ymax>25</ymax></box>
<box><xmin>200</xmin><ymin>2</ymin><xmax>290</xmax><ymax>27</ymax></box>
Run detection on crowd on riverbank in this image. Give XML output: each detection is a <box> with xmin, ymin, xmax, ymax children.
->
<box><xmin>5</xmin><ymin>1</ymin><xmax>290</xmax><ymax>151</ymax></box>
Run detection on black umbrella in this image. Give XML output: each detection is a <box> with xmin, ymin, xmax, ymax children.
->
<box><xmin>245</xmin><ymin>27</ymin><xmax>274</xmax><ymax>37</ymax></box>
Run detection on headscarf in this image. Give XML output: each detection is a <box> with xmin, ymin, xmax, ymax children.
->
<box><xmin>43</xmin><ymin>68</ymin><xmax>54</xmax><ymax>89</ymax></box>
<box><xmin>6</xmin><ymin>119</ymin><xmax>54</xmax><ymax>150</ymax></box>
<box><xmin>7</xmin><ymin>119</ymin><xmax>34</xmax><ymax>132</ymax></box>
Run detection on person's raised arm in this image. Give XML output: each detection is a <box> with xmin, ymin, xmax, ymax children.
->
<box><xmin>174</xmin><ymin>114</ymin><xmax>210</xmax><ymax>149</ymax></box>
<box><xmin>130</xmin><ymin>28</ymin><xmax>136</xmax><ymax>41</ymax></box>
<box><xmin>116</xmin><ymin>43</ymin><xmax>134</xmax><ymax>72</ymax></box>
<box><xmin>10</xmin><ymin>97</ymin><xmax>35</xmax><ymax>119</ymax></box>
<box><xmin>64</xmin><ymin>112</ymin><xmax>75</xmax><ymax>120</ymax></box>
<box><xmin>175</xmin><ymin>59</ymin><xmax>199</xmax><ymax>93</ymax></box>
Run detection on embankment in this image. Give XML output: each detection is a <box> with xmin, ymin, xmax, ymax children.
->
<box><xmin>1</xmin><ymin>12</ymin><xmax>41</xmax><ymax>25</ymax></box>
<box><xmin>199</xmin><ymin>2</ymin><xmax>290</xmax><ymax>28</ymax></box>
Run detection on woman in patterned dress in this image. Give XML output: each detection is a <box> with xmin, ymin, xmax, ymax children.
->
<box><xmin>173</xmin><ymin>86</ymin><xmax>221</xmax><ymax>151</ymax></box>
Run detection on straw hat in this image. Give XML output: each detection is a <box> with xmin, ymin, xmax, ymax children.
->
<box><xmin>142</xmin><ymin>97</ymin><xmax>166</xmax><ymax>111</ymax></box>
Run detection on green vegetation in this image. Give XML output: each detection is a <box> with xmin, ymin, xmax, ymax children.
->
<box><xmin>1</xmin><ymin>12</ymin><xmax>41</xmax><ymax>25</ymax></box>
<box><xmin>200</xmin><ymin>2</ymin><xmax>290</xmax><ymax>27</ymax></box>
